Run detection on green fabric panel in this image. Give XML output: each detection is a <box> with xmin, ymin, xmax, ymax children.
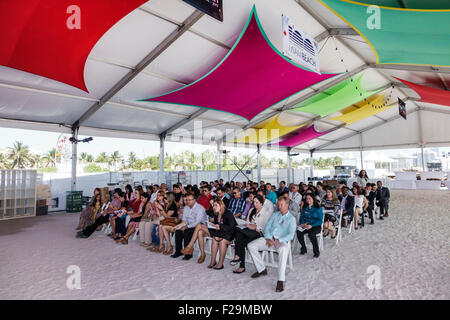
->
<box><xmin>320</xmin><ymin>0</ymin><xmax>450</xmax><ymax>66</ymax></box>
<box><xmin>351</xmin><ymin>0</ymin><xmax>450</xmax><ymax>9</ymax></box>
<box><xmin>293</xmin><ymin>74</ymin><xmax>380</xmax><ymax>117</ymax></box>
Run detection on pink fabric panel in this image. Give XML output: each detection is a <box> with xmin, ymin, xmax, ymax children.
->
<box><xmin>145</xmin><ymin>11</ymin><xmax>337</xmax><ymax>121</ymax></box>
<box><xmin>278</xmin><ymin>125</ymin><xmax>328</xmax><ymax>148</ymax></box>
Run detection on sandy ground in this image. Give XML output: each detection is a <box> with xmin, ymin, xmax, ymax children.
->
<box><xmin>0</xmin><ymin>189</ymin><xmax>449</xmax><ymax>300</ymax></box>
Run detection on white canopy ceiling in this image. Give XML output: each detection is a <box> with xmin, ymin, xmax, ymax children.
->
<box><xmin>0</xmin><ymin>0</ymin><xmax>449</xmax><ymax>154</ymax></box>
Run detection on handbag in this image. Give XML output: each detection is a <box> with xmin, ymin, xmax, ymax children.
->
<box><xmin>160</xmin><ymin>217</ymin><xmax>182</xmax><ymax>227</ymax></box>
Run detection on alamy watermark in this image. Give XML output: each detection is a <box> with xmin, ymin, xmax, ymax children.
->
<box><xmin>366</xmin><ymin>265</ymin><xmax>382</xmax><ymax>290</ymax></box>
<box><xmin>66</xmin><ymin>265</ymin><xmax>81</xmax><ymax>290</ymax></box>
<box><xmin>366</xmin><ymin>5</ymin><xmax>381</xmax><ymax>30</ymax></box>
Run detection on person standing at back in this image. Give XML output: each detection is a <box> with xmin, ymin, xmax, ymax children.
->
<box><xmin>376</xmin><ymin>181</ymin><xmax>390</xmax><ymax>218</ymax></box>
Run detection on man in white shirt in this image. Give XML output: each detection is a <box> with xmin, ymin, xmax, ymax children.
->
<box><xmin>171</xmin><ymin>193</ymin><xmax>207</xmax><ymax>260</ymax></box>
<box><xmin>288</xmin><ymin>184</ymin><xmax>301</xmax><ymax>206</ymax></box>
<box><xmin>150</xmin><ymin>184</ymin><xmax>159</xmax><ymax>203</ymax></box>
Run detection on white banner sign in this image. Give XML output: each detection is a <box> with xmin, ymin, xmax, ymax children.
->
<box><xmin>282</xmin><ymin>15</ymin><xmax>321</xmax><ymax>74</ymax></box>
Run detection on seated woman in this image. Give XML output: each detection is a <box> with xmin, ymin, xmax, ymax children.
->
<box><xmin>116</xmin><ymin>192</ymin><xmax>150</xmax><ymax>245</ymax></box>
<box><xmin>147</xmin><ymin>191</ymin><xmax>166</xmax><ymax>251</ymax></box>
<box><xmin>353</xmin><ymin>186</ymin><xmax>368</xmax><ymax>229</ymax></box>
<box><xmin>207</xmin><ymin>199</ymin><xmax>237</xmax><ymax>270</ymax></box>
<box><xmin>241</xmin><ymin>192</ymin><xmax>255</xmax><ymax>220</ymax></box>
<box><xmin>297</xmin><ymin>194</ymin><xmax>324</xmax><ymax>258</ymax></box>
<box><xmin>108</xmin><ymin>194</ymin><xmax>129</xmax><ymax>239</ymax></box>
<box><xmin>138</xmin><ymin>192</ymin><xmax>155</xmax><ymax>247</ymax></box>
<box><xmin>76</xmin><ymin>188</ymin><xmax>101</xmax><ymax>230</ymax></box>
<box><xmin>231</xmin><ymin>194</ymin><xmax>272</xmax><ymax>274</ymax></box>
<box><xmin>322</xmin><ymin>188</ymin><xmax>340</xmax><ymax>239</ymax></box>
<box><xmin>155</xmin><ymin>192</ymin><xmax>178</xmax><ymax>255</ymax></box>
<box><xmin>112</xmin><ymin>189</ymin><xmax>142</xmax><ymax>240</ymax></box>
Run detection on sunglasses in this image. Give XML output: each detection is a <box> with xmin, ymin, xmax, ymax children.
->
<box><xmin>164</xmin><ymin>197</ymin><xmax>168</xmax><ymax>200</ymax></box>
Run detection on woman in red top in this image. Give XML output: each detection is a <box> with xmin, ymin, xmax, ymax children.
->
<box><xmin>128</xmin><ymin>190</ymin><xmax>142</xmax><ymax>213</ymax></box>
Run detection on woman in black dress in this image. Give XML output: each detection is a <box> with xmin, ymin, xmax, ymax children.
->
<box><xmin>208</xmin><ymin>199</ymin><xmax>237</xmax><ymax>270</ymax></box>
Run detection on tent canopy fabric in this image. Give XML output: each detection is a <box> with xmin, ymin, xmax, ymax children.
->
<box><xmin>394</xmin><ymin>77</ymin><xmax>450</xmax><ymax>107</ymax></box>
<box><xmin>0</xmin><ymin>0</ymin><xmax>147</xmax><ymax>92</ymax></box>
<box><xmin>319</xmin><ymin>0</ymin><xmax>450</xmax><ymax>66</ymax></box>
<box><xmin>232</xmin><ymin>115</ymin><xmax>304</xmax><ymax>145</ymax></box>
<box><xmin>292</xmin><ymin>74</ymin><xmax>381</xmax><ymax>117</ymax></box>
<box><xmin>353</xmin><ymin>0</ymin><xmax>450</xmax><ymax>9</ymax></box>
<box><xmin>277</xmin><ymin>125</ymin><xmax>329</xmax><ymax>148</ymax></box>
<box><xmin>331</xmin><ymin>94</ymin><xmax>392</xmax><ymax>125</ymax></box>
<box><xmin>0</xmin><ymin>0</ymin><xmax>449</xmax><ymax>155</ymax></box>
<box><xmin>144</xmin><ymin>6</ymin><xmax>337</xmax><ymax>121</ymax></box>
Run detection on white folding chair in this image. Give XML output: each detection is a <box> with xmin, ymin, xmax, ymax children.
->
<box><xmin>260</xmin><ymin>240</ymin><xmax>294</xmax><ymax>271</ymax></box>
<box><xmin>317</xmin><ymin>212</ymin><xmax>325</xmax><ymax>251</ymax></box>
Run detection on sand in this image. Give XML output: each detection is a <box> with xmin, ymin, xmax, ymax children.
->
<box><xmin>0</xmin><ymin>189</ymin><xmax>449</xmax><ymax>300</ymax></box>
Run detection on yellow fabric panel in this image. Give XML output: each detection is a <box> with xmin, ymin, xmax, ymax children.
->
<box><xmin>233</xmin><ymin>115</ymin><xmax>304</xmax><ymax>144</ymax></box>
<box><xmin>331</xmin><ymin>94</ymin><xmax>391</xmax><ymax>124</ymax></box>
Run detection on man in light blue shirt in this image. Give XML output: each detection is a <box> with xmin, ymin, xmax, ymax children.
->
<box><xmin>247</xmin><ymin>196</ymin><xmax>296</xmax><ymax>293</ymax></box>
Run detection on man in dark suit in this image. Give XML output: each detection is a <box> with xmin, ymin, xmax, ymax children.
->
<box><xmin>376</xmin><ymin>181</ymin><xmax>390</xmax><ymax>219</ymax></box>
<box><xmin>216</xmin><ymin>187</ymin><xmax>229</xmax><ymax>208</ymax></box>
<box><xmin>338</xmin><ymin>186</ymin><xmax>354</xmax><ymax>228</ymax></box>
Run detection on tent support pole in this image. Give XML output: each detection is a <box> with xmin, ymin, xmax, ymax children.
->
<box><xmin>359</xmin><ymin>133</ymin><xmax>364</xmax><ymax>170</ymax></box>
<box><xmin>257</xmin><ymin>144</ymin><xmax>261</xmax><ymax>183</ymax></box>
<box><xmin>217</xmin><ymin>142</ymin><xmax>221</xmax><ymax>181</ymax></box>
<box><xmin>417</xmin><ymin>108</ymin><xmax>426</xmax><ymax>171</ymax></box>
<box><xmin>287</xmin><ymin>147</ymin><xmax>292</xmax><ymax>185</ymax></box>
<box><xmin>309</xmin><ymin>150</ymin><xmax>314</xmax><ymax>181</ymax></box>
<box><xmin>159</xmin><ymin>134</ymin><xmax>165</xmax><ymax>185</ymax></box>
<box><xmin>71</xmin><ymin>127</ymin><xmax>79</xmax><ymax>192</ymax></box>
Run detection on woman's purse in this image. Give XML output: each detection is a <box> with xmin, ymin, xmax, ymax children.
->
<box><xmin>160</xmin><ymin>217</ymin><xmax>182</xmax><ymax>227</ymax></box>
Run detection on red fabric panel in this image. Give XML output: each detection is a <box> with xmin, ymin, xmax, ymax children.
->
<box><xmin>0</xmin><ymin>0</ymin><xmax>147</xmax><ymax>92</ymax></box>
<box><xmin>395</xmin><ymin>77</ymin><xmax>450</xmax><ymax>107</ymax></box>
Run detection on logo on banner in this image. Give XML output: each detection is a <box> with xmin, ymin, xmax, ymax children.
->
<box><xmin>398</xmin><ymin>97</ymin><xmax>407</xmax><ymax>120</ymax></box>
<box><xmin>282</xmin><ymin>15</ymin><xmax>321</xmax><ymax>74</ymax></box>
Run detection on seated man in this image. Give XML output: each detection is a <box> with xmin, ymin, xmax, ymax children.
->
<box><xmin>171</xmin><ymin>193</ymin><xmax>207</xmax><ymax>260</ymax></box>
<box><xmin>256</xmin><ymin>190</ymin><xmax>275</xmax><ymax>215</ymax></box>
<box><xmin>338</xmin><ymin>186</ymin><xmax>354</xmax><ymax>227</ymax></box>
<box><xmin>228</xmin><ymin>187</ymin><xmax>246</xmax><ymax>219</ymax></box>
<box><xmin>247</xmin><ymin>196</ymin><xmax>296</xmax><ymax>293</ymax></box>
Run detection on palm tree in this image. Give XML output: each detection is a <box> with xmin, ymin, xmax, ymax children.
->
<box><xmin>7</xmin><ymin>141</ymin><xmax>34</xmax><ymax>169</ymax></box>
<box><xmin>109</xmin><ymin>151</ymin><xmax>122</xmax><ymax>171</ymax></box>
<box><xmin>95</xmin><ymin>152</ymin><xmax>108</xmax><ymax>163</ymax></box>
<box><xmin>79</xmin><ymin>152</ymin><xmax>88</xmax><ymax>164</ymax></box>
<box><xmin>0</xmin><ymin>153</ymin><xmax>9</xmax><ymax>169</ymax></box>
<box><xmin>42</xmin><ymin>148</ymin><xmax>57</xmax><ymax>168</ymax></box>
<box><xmin>127</xmin><ymin>152</ymin><xmax>137</xmax><ymax>169</ymax></box>
<box><xmin>86</xmin><ymin>154</ymin><xmax>94</xmax><ymax>163</ymax></box>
